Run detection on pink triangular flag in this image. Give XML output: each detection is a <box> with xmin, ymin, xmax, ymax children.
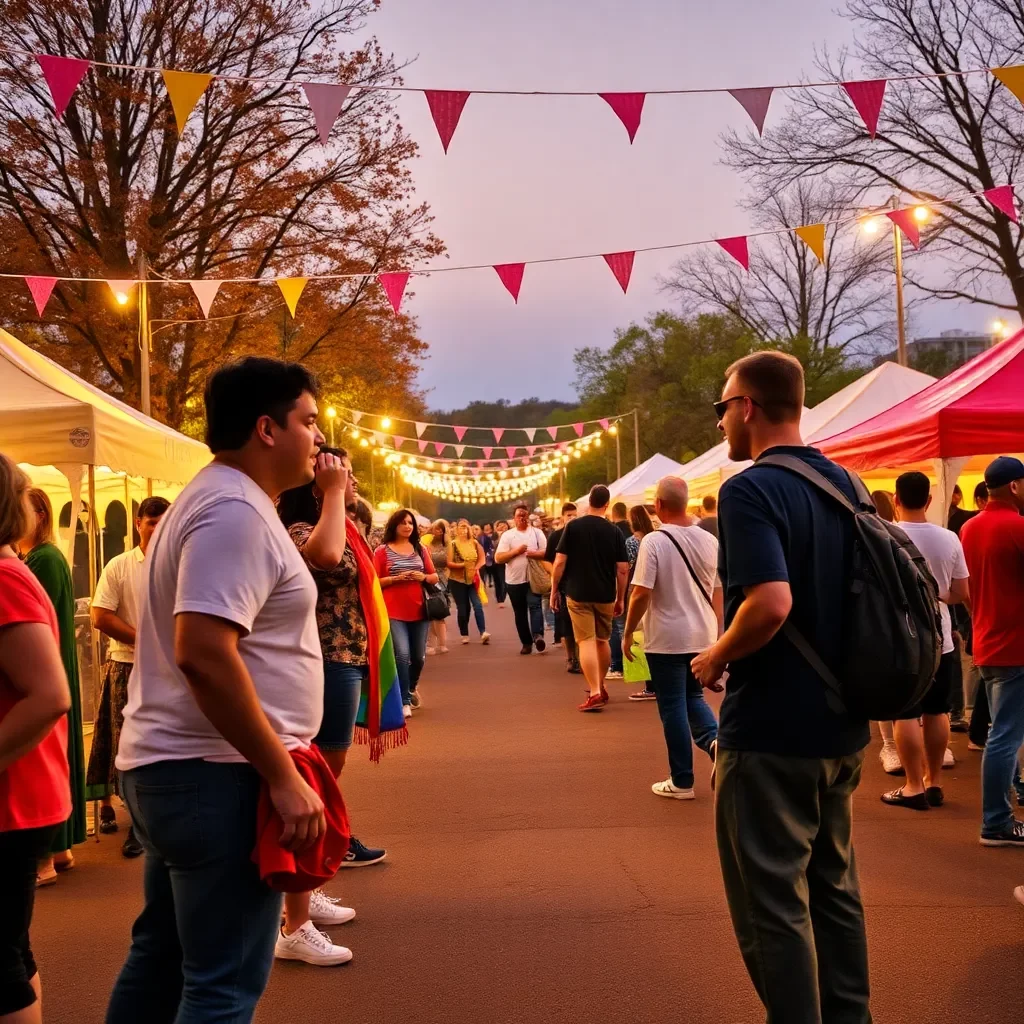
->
<box><xmin>524</xmin><ymin>427</ymin><xmax>537</xmax><ymax>443</ymax></box>
<box><xmin>728</xmin><ymin>87</ymin><xmax>774</xmax><ymax>136</ymax></box>
<box><xmin>393</xmin><ymin>436</ymin><xmax>404</xmax><ymax>450</ymax></box>
<box><xmin>843</xmin><ymin>79</ymin><xmax>887</xmax><ymax>139</ymax></box>
<box><xmin>540</xmin><ymin>427</ymin><xmax>554</xmax><ymax>442</ymax></box>
<box><xmin>499</xmin><ymin>460</ymin><xmax>508</xmax><ymax>469</ymax></box>
<box><xmin>106</xmin><ymin>279</ymin><xmax>136</xmax><ymax>302</ymax></box>
<box><xmin>525</xmin><ymin>446</ymin><xmax>537</xmax><ymax>456</ymax></box>
<box><xmin>599</xmin><ymin>93</ymin><xmax>646</xmax><ymax>143</ymax></box>
<box><xmin>886</xmin><ymin>209</ymin><xmax>921</xmax><ymax>249</ymax></box>
<box><xmin>424</xmin><ymin>90</ymin><xmax>471</xmax><ymax>153</ymax></box>
<box><xmin>414</xmin><ymin>421</ymin><xmax>427</xmax><ymax>437</ymax></box>
<box><xmin>351</xmin><ymin>410</ymin><xmax>363</xmax><ymax>425</ymax></box>
<box><xmin>985</xmin><ymin>185</ymin><xmax>1019</xmax><ymax>223</ymax></box>
<box><xmin>506</xmin><ymin>446</ymin><xmax>517</xmax><ymax>459</ymax></box>
<box><xmin>25</xmin><ymin>276</ymin><xmax>57</xmax><ymax>316</ymax></box>
<box><xmin>602</xmin><ymin>251</ymin><xmax>635</xmax><ymax>294</ymax></box>
<box><xmin>491</xmin><ymin>427</ymin><xmax>504</xmax><ymax>443</ymax></box>
<box><xmin>599</xmin><ymin>418</ymin><xmax>610</xmax><ymax>431</ymax></box>
<box><xmin>558</xmin><ymin>441</ymin><xmax>569</xmax><ymax>451</ymax></box>
<box><xmin>35</xmin><ymin>55</ymin><xmax>90</xmax><ymax>119</ymax></box>
<box><xmin>453</xmin><ymin>426</ymin><xmax>467</xmax><ymax>442</ymax></box>
<box><xmin>302</xmin><ymin>83</ymin><xmax>352</xmax><ymax>144</ymax></box>
<box><xmin>716</xmin><ymin>236</ymin><xmax>750</xmax><ymax>270</ymax></box>
<box><xmin>482</xmin><ymin>447</ymin><xmax>493</xmax><ymax>460</ymax></box>
<box><xmin>494</xmin><ymin>263</ymin><xmax>525</xmax><ymax>303</ymax></box>
<box><xmin>572</xmin><ymin>423</ymin><xmax>584</xmax><ymax>437</ymax></box>
<box><xmin>521</xmin><ymin>457</ymin><xmax>530</xmax><ymax>466</ymax></box>
<box><xmin>454</xmin><ymin>444</ymin><xmax>466</xmax><ymax>457</ymax></box>
<box><xmin>378</xmin><ymin>272</ymin><xmax>410</xmax><ymax>314</ymax></box>
<box><xmin>190</xmin><ymin>280</ymin><xmax>221</xmax><ymax>318</ymax></box>
<box><xmin>418</xmin><ymin>439</ymin><xmax>429</xmax><ymax>453</ymax></box>
<box><xmin>433</xmin><ymin>442</ymin><xmax>445</xmax><ymax>456</ymax></box>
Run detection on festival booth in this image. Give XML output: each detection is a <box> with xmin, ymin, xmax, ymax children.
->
<box><xmin>574</xmin><ymin>452</ymin><xmax>687</xmax><ymax>513</ymax></box>
<box><xmin>815</xmin><ymin>331</ymin><xmax>1024</xmax><ymax>523</ymax></box>
<box><xmin>681</xmin><ymin>361</ymin><xmax>936</xmax><ymax>502</ymax></box>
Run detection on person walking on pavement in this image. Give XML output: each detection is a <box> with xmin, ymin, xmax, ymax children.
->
<box><xmin>624</xmin><ymin>477</ymin><xmax>721</xmax><ymax>799</ymax></box>
<box><xmin>692</xmin><ymin>351</ymin><xmax>872</xmax><ymax>1024</ymax></box>
<box><xmin>492</xmin><ymin>520</ymin><xmax>509</xmax><ymax>606</ymax></box>
<box><xmin>544</xmin><ymin>503</ymin><xmax>580</xmax><ymax>673</ymax></box>
<box><xmin>607</xmin><ymin>502</ymin><xmax>631</xmax><ymax>679</ymax></box>
<box><xmin>86</xmin><ymin>495</ymin><xmax>170</xmax><ymax>859</ymax></box>
<box><xmin>625</xmin><ymin>504</ymin><xmax>657</xmax><ymax>701</ymax></box>
<box><xmin>447</xmin><ymin>519</ymin><xmax>490</xmax><ymax>645</ymax></box>
<box><xmin>697</xmin><ymin>495</ymin><xmax>719</xmax><ymax>539</ymax></box>
<box><xmin>495</xmin><ymin>504</ymin><xmax>548</xmax><ymax>655</ymax></box>
<box><xmin>961</xmin><ymin>456</ymin><xmax>1024</xmax><ymax>847</ymax></box>
<box><xmin>550</xmin><ymin>486</ymin><xmax>629</xmax><ymax>712</ymax></box>
<box><xmin>425</xmin><ymin>520</ymin><xmax>450</xmax><ymax>656</ymax></box>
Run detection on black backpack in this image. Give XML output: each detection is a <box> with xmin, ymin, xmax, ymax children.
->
<box><xmin>759</xmin><ymin>454</ymin><xmax>943</xmax><ymax>721</ymax></box>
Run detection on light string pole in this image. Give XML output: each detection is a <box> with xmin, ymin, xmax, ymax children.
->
<box><xmin>138</xmin><ymin>251</ymin><xmax>151</xmax><ymax>416</ymax></box>
<box><xmin>890</xmin><ymin>195</ymin><xmax>908</xmax><ymax>367</ymax></box>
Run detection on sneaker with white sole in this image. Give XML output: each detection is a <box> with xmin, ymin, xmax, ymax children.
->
<box><xmin>628</xmin><ymin>690</ymin><xmax>656</xmax><ymax>701</ymax></box>
<box><xmin>409</xmin><ymin>689</ymin><xmax>421</xmax><ymax>709</ymax></box>
<box><xmin>606</xmin><ymin>670</ymin><xmax>624</xmax><ymax>680</ymax></box>
<box><xmin>274</xmin><ymin>921</ymin><xmax>353</xmax><ymax>966</ymax></box>
<box><xmin>879</xmin><ymin>744</ymin><xmax>904</xmax><ymax>775</ymax></box>
<box><xmin>942</xmin><ymin>747</ymin><xmax>955</xmax><ymax>769</ymax></box>
<box><xmin>481</xmin><ymin>632</ymin><xmax>491</xmax><ymax>644</ymax></box>
<box><xmin>309</xmin><ymin>889</ymin><xmax>356</xmax><ymax>926</ymax></box>
<box><xmin>980</xmin><ymin>820</ymin><xmax>1024</xmax><ymax>847</ymax></box>
<box><xmin>652</xmin><ymin>779</ymin><xmax>695</xmax><ymax>801</ymax></box>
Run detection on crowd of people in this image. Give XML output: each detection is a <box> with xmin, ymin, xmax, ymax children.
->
<box><xmin>2</xmin><ymin>349</ymin><xmax>1024</xmax><ymax>1023</ymax></box>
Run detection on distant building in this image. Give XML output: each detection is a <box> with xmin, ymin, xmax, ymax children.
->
<box><xmin>873</xmin><ymin>329</ymin><xmax>999</xmax><ymax>370</ymax></box>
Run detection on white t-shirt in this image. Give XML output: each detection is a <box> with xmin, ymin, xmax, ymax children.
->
<box><xmin>898</xmin><ymin>520</ymin><xmax>968</xmax><ymax>654</ymax></box>
<box><xmin>496</xmin><ymin>526</ymin><xmax>547</xmax><ymax>586</ymax></box>
<box><xmin>631</xmin><ymin>524</ymin><xmax>719</xmax><ymax>654</ymax></box>
<box><xmin>91</xmin><ymin>547</ymin><xmax>147</xmax><ymax>663</ymax></box>
<box><xmin>117</xmin><ymin>463</ymin><xmax>323</xmax><ymax>770</ymax></box>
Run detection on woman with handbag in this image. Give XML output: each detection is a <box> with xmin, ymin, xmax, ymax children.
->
<box><xmin>426</xmin><ymin>521</ymin><xmax>451</xmax><ymax>656</ymax></box>
<box><xmin>447</xmin><ymin>520</ymin><xmax>490</xmax><ymax>646</ymax></box>
<box><xmin>373</xmin><ymin>510</ymin><xmax>439</xmax><ymax>716</ymax></box>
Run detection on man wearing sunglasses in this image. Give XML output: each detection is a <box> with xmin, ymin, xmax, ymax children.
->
<box><xmin>692</xmin><ymin>351</ymin><xmax>871</xmax><ymax>1024</ymax></box>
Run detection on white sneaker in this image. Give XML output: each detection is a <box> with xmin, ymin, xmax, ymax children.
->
<box><xmin>879</xmin><ymin>744</ymin><xmax>903</xmax><ymax>775</ymax></box>
<box><xmin>651</xmin><ymin>779</ymin><xmax>695</xmax><ymax>800</ymax></box>
<box><xmin>274</xmin><ymin>921</ymin><xmax>353</xmax><ymax>966</ymax></box>
<box><xmin>943</xmin><ymin>746</ymin><xmax>955</xmax><ymax>769</ymax></box>
<box><xmin>481</xmin><ymin>632</ymin><xmax>491</xmax><ymax>644</ymax></box>
<box><xmin>309</xmin><ymin>889</ymin><xmax>356</xmax><ymax>926</ymax></box>
<box><xmin>461</xmin><ymin>636</ymin><xmax>470</xmax><ymax>645</ymax></box>
<box><xmin>606</xmin><ymin>670</ymin><xmax>624</xmax><ymax>680</ymax></box>
<box><xmin>403</xmin><ymin>704</ymin><xmax>412</xmax><ymax>719</ymax></box>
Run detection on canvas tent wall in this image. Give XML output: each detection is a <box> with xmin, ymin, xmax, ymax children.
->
<box><xmin>575</xmin><ymin>453</ymin><xmax>687</xmax><ymax>513</ymax></box>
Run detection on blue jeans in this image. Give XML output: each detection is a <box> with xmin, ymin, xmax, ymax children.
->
<box><xmin>609</xmin><ymin>615</ymin><xmax>625</xmax><ymax>673</ymax></box>
<box><xmin>980</xmin><ymin>665</ymin><xmax>1024</xmax><ymax>835</ymax></box>
<box><xmin>391</xmin><ymin>618</ymin><xmax>429</xmax><ymax>706</ymax></box>
<box><xmin>542</xmin><ymin>594</ymin><xmax>556</xmax><ymax>632</ymax></box>
<box><xmin>506</xmin><ymin>583</ymin><xmax>543</xmax><ymax>647</ymax></box>
<box><xmin>647</xmin><ymin>653</ymin><xmax>719</xmax><ymax>789</ymax></box>
<box><xmin>316</xmin><ymin>662</ymin><xmax>366</xmax><ymax>751</ymax></box>
<box><xmin>450</xmin><ymin>579</ymin><xmax>486</xmax><ymax>637</ymax></box>
<box><xmin>107</xmin><ymin>760</ymin><xmax>282</xmax><ymax>1024</ymax></box>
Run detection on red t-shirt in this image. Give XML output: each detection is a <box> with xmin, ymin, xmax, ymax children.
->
<box><xmin>0</xmin><ymin>558</ymin><xmax>72</xmax><ymax>831</ymax></box>
<box><xmin>960</xmin><ymin>499</ymin><xmax>1024</xmax><ymax>667</ymax></box>
<box><xmin>373</xmin><ymin>543</ymin><xmax>436</xmax><ymax>622</ymax></box>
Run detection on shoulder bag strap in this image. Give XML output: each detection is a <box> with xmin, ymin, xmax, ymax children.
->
<box><xmin>660</xmin><ymin>530</ymin><xmax>714</xmax><ymax>609</ymax></box>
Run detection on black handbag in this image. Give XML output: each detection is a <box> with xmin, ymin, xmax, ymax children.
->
<box><xmin>422</xmin><ymin>581</ymin><xmax>451</xmax><ymax>621</ymax></box>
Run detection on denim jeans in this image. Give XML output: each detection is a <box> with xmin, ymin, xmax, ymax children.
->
<box><xmin>609</xmin><ymin>616</ymin><xmax>625</xmax><ymax>673</ymax></box>
<box><xmin>506</xmin><ymin>582</ymin><xmax>543</xmax><ymax>647</ymax></box>
<box><xmin>390</xmin><ymin>618</ymin><xmax>429</xmax><ymax>706</ymax></box>
<box><xmin>449</xmin><ymin>579</ymin><xmax>486</xmax><ymax>637</ymax></box>
<box><xmin>980</xmin><ymin>665</ymin><xmax>1024</xmax><ymax>835</ymax></box>
<box><xmin>107</xmin><ymin>760</ymin><xmax>283</xmax><ymax>1024</ymax></box>
<box><xmin>542</xmin><ymin>594</ymin><xmax>556</xmax><ymax>632</ymax></box>
<box><xmin>646</xmin><ymin>653</ymin><xmax>719</xmax><ymax>788</ymax></box>
<box><xmin>492</xmin><ymin>563</ymin><xmax>507</xmax><ymax>604</ymax></box>
<box><xmin>316</xmin><ymin>662</ymin><xmax>366</xmax><ymax>752</ymax></box>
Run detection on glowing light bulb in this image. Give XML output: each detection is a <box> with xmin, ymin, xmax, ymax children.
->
<box><xmin>608</xmin><ymin>424</ymin><xmax>618</xmax><ymax>436</ymax></box>
<box><xmin>359</xmin><ymin>438</ymin><xmax>369</xmax><ymax>448</ymax></box>
<box><xmin>115</xmin><ymin>291</ymin><xmax>130</xmax><ymax>306</ymax></box>
<box><xmin>326</xmin><ymin>406</ymin><xmax>337</xmax><ymax>419</ymax></box>
<box><xmin>912</xmin><ymin>205</ymin><xmax>930</xmax><ymax>223</ymax></box>
<box><xmin>380</xmin><ymin>416</ymin><xmax>392</xmax><ymax>429</ymax></box>
<box><xmin>861</xmin><ymin>218</ymin><xmax>881</xmax><ymax>236</ymax></box>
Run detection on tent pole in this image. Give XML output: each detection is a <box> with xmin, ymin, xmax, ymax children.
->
<box><xmin>139</xmin><ymin>252</ymin><xmax>152</xmax><ymax>417</ymax></box>
<box><xmin>87</xmin><ymin>464</ymin><xmax>101</xmax><ymax>843</ymax></box>
<box><xmin>615</xmin><ymin>429</ymin><xmax>621</xmax><ymax>480</ymax></box>
<box><xmin>633</xmin><ymin>408</ymin><xmax>640</xmax><ymax>469</ymax></box>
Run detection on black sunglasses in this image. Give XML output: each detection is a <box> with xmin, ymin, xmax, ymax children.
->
<box><xmin>712</xmin><ymin>395</ymin><xmax>762</xmax><ymax>419</ymax></box>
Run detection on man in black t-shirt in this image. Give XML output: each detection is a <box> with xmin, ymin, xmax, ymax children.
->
<box><xmin>544</xmin><ymin>502</ymin><xmax>580</xmax><ymax>672</ymax></box>
<box><xmin>691</xmin><ymin>351</ymin><xmax>871</xmax><ymax>1024</ymax></box>
<box><xmin>550</xmin><ymin>485</ymin><xmax>629</xmax><ymax>712</ymax></box>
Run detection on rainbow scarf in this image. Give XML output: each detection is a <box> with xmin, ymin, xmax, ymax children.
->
<box><xmin>350</xmin><ymin>523</ymin><xmax>407</xmax><ymax>761</ymax></box>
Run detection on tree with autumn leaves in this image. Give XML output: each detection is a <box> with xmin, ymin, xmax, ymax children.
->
<box><xmin>0</xmin><ymin>0</ymin><xmax>441</xmax><ymax>431</ymax></box>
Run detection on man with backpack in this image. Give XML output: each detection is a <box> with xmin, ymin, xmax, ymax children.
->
<box><xmin>692</xmin><ymin>351</ymin><xmax>874</xmax><ymax>1024</ymax></box>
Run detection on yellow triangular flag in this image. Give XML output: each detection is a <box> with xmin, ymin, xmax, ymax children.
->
<box><xmin>794</xmin><ymin>223</ymin><xmax>826</xmax><ymax>264</ymax></box>
<box><xmin>276</xmin><ymin>277</ymin><xmax>308</xmax><ymax>317</ymax></box>
<box><xmin>992</xmin><ymin>65</ymin><xmax>1024</xmax><ymax>106</ymax></box>
<box><xmin>162</xmin><ymin>70</ymin><xmax>214</xmax><ymax>135</ymax></box>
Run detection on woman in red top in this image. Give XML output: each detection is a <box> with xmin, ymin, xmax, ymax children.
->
<box><xmin>373</xmin><ymin>510</ymin><xmax>438</xmax><ymax>718</ymax></box>
<box><xmin>0</xmin><ymin>454</ymin><xmax>73</xmax><ymax>1022</ymax></box>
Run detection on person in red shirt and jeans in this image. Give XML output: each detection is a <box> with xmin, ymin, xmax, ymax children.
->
<box><xmin>961</xmin><ymin>456</ymin><xmax>1024</xmax><ymax>847</ymax></box>
<box><xmin>0</xmin><ymin>453</ymin><xmax>73</xmax><ymax>1022</ymax></box>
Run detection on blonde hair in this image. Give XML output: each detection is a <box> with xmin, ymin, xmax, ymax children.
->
<box><xmin>0</xmin><ymin>454</ymin><xmax>32</xmax><ymax>548</ymax></box>
<box><xmin>455</xmin><ymin>518</ymin><xmax>472</xmax><ymax>538</ymax></box>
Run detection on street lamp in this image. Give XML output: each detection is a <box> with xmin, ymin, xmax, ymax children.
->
<box><xmin>326</xmin><ymin>406</ymin><xmax>337</xmax><ymax>446</ymax></box>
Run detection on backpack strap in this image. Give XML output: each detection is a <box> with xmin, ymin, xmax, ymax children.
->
<box><xmin>781</xmin><ymin>622</ymin><xmax>847</xmax><ymax>715</ymax></box>
<box><xmin>660</xmin><ymin>530</ymin><xmax>714</xmax><ymax>609</ymax></box>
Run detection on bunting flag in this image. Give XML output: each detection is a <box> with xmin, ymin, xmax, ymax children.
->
<box><xmin>35</xmin><ymin>55</ymin><xmax>90</xmax><ymax>119</ymax></box>
<box><xmin>162</xmin><ymin>70</ymin><xmax>214</xmax><ymax>135</ymax></box>
<box><xmin>190</xmin><ymin>279</ymin><xmax>222</xmax><ymax>318</ymax></box>
<box><xmin>572</xmin><ymin>423</ymin><xmax>584</xmax><ymax>437</ymax></box>
<box><xmin>417</xmin><ymin>439</ymin><xmax>429</xmax><ymax>453</ymax></box>
<box><xmin>524</xmin><ymin>427</ymin><xmax>537</xmax><ymax>443</ymax></box>
<box><xmin>433</xmin><ymin>442</ymin><xmax>445</xmax><ymax>456</ymax></box>
<box><xmin>414</xmin><ymin>421</ymin><xmax>427</xmax><ymax>437</ymax></box>
<box><xmin>886</xmin><ymin>209</ymin><xmax>921</xmax><ymax>249</ymax></box>
<box><xmin>499</xmin><ymin>459</ymin><xmax>508</xmax><ymax>469</ymax></box>
<box><xmin>351</xmin><ymin>410</ymin><xmax>363</xmax><ymax>425</ymax></box>
<box><xmin>992</xmin><ymin>65</ymin><xmax>1024</xmax><ymax>106</ymax></box>
<box><xmin>598</xmin><ymin>418</ymin><xmax>610</xmax><ymax>431</ymax></box>
<box><xmin>373</xmin><ymin>432</ymin><xmax>385</xmax><ymax>446</ymax></box>
<box><xmin>393</xmin><ymin>435</ymin><xmax>404</xmax><ymax>450</ymax></box>
<box><xmin>453</xmin><ymin>426</ymin><xmax>468</xmax><ymax>442</ymax></box>
<box><xmin>843</xmin><ymin>79</ymin><xmax>886</xmax><ymax>138</ymax></box>
<box><xmin>716</xmin><ymin>236</ymin><xmax>750</xmax><ymax>270</ymax></box>
<box><xmin>424</xmin><ymin>90</ymin><xmax>471</xmax><ymax>153</ymax></box>
<box><xmin>525</xmin><ymin>445</ymin><xmax>537</xmax><ymax>456</ymax></box>
<box><xmin>600</xmin><ymin>92</ymin><xmax>645</xmax><ymax>143</ymax></box>
<box><xmin>603</xmin><ymin>251</ymin><xmax>635</xmax><ymax>294</ymax></box>
<box><xmin>985</xmin><ymin>184</ymin><xmax>1019</xmax><ymax>222</ymax></box>
<box><xmin>481</xmin><ymin>447</ymin><xmax>493</xmax><ymax>460</ymax></box>
<box><xmin>106</xmin><ymin>279</ymin><xmax>136</xmax><ymax>302</ymax></box>
<box><xmin>794</xmin><ymin>223</ymin><xmax>826</xmax><ymax>264</ymax></box>
<box><xmin>276</xmin><ymin>277</ymin><xmax>308</xmax><ymax>317</ymax></box>
<box><xmin>454</xmin><ymin>444</ymin><xmax>466</xmax><ymax>457</ymax></box>
<box><xmin>728</xmin><ymin>87</ymin><xmax>773</xmax><ymax>136</ymax></box>
<box><xmin>301</xmin><ymin>83</ymin><xmax>352</xmax><ymax>144</ymax></box>
<box><xmin>506</xmin><ymin>446</ymin><xmax>517</xmax><ymax>459</ymax></box>
<box><xmin>377</xmin><ymin>272</ymin><xmax>409</xmax><ymax>314</ymax></box>
<box><xmin>539</xmin><ymin>427</ymin><xmax>554</xmax><ymax>442</ymax></box>
<box><xmin>521</xmin><ymin>457</ymin><xmax>530</xmax><ymax>465</ymax></box>
<box><xmin>25</xmin><ymin>276</ymin><xmax>58</xmax><ymax>316</ymax></box>
<box><xmin>493</xmin><ymin>263</ymin><xmax>525</xmax><ymax>303</ymax></box>
<box><xmin>492</xmin><ymin>427</ymin><xmax>505</xmax><ymax>443</ymax></box>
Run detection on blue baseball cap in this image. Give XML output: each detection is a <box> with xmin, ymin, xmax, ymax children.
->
<box><xmin>983</xmin><ymin>456</ymin><xmax>1024</xmax><ymax>489</ymax></box>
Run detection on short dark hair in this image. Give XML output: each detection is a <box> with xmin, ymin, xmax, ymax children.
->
<box><xmin>137</xmin><ymin>496</ymin><xmax>170</xmax><ymax>521</ymax></box>
<box><xmin>589</xmin><ymin>484</ymin><xmax>610</xmax><ymax>509</ymax></box>
<box><xmin>726</xmin><ymin>351</ymin><xmax>804</xmax><ymax>424</ymax></box>
<box><xmin>895</xmin><ymin>471</ymin><xmax>931</xmax><ymax>510</ymax></box>
<box><xmin>611</xmin><ymin>501</ymin><xmax>627</xmax><ymax>519</ymax></box>
<box><xmin>701</xmin><ymin>495</ymin><xmax>717</xmax><ymax>513</ymax></box>
<box><xmin>974</xmin><ymin>481</ymin><xmax>989</xmax><ymax>505</ymax></box>
<box><xmin>513</xmin><ymin>502</ymin><xmax>530</xmax><ymax>513</ymax></box>
<box><xmin>277</xmin><ymin>446</ymin><xmax>349</xmax><ymax>528</ymax></box>
<box><xmin>561</xmin><ymin>502</ymin><xmax>577</xmax><ymax>514</ymax></box>
<box><xmin>204</xmin><ymin>357</ymin><xmax>319</xmax><ymax>453</ymax></box>
<box><xmin>952</xmin><ymin>484</ymin><xmax>963</xmax><ymax>498</ymax></box>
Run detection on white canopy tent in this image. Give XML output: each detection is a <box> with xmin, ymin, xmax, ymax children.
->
<box><xmin>575</xmin><ymin>452</ymin><xmax>687</xmax><ymax>513</ymax></box>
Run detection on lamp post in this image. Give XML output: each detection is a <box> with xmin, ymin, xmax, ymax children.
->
<box><xmin>326</xmin><ymin>406</ymin><xmax>336</xmax><ymax>446</ymax></box>
<box><xmin>138</xmin><ymin>252</ymin><xmax>152</xmax><ymax>416</ymax></box>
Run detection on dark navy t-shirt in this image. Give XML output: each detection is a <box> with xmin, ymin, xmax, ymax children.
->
<box><xmin>717</xmin><ymin>445</ymin><xmax>871</xmax><ymax>759</ymax></box>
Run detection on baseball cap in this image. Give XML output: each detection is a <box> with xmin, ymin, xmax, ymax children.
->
<box><xmin>983</xmin><ymin>456</ymin><xmax>1024</xmax><ymax>489</ymax></box>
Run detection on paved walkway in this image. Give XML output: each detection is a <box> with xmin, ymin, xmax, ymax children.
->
<box><xmin>35</xmin><ymin>603</ymin><xmax>1024</xmax><ymax>1023</ymax></box>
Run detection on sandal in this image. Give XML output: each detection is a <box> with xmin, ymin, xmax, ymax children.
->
<box><xmin>54</xmin><ymin>855</ymin><xmax>75</xmax><ymax>873</ymax></box>
<box><xmin>36</xmin><ymin>869</ymin><xmax>58</xmax><ymax>888</ymax></box>
<box><xmin>881</xmin><ymin>787</ymin><xmax>929</xmax><ymax>811</ymax></box>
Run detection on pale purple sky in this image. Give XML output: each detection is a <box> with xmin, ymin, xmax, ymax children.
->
<box><xmin>357</xmin><ymin>0</ymin><xmax>988</xmax><ymax>409</ymax></box>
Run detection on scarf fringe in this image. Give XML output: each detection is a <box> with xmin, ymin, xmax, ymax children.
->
<box><xmin>354</xmin><ymin>724</ymin><xmax>409</xmax><ymax>763</ymax></box>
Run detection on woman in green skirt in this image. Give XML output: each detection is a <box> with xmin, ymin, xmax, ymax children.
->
<box><xmin>21</xmin><ymin>488</ymin><xmax>87</xmax><ymax>885</ymax></box>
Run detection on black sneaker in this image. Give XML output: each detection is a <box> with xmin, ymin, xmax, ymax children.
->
<box><xmin>949</xmin><ymin>715</ymin><xmax>968</xmax><ymax>733</ymax></box>
<box><xmin>533</xmin><ymin>635</ymin><xmax>546</xmax><ymax>653</ymax></box>
<box><xmin>520</xmin><ymin>644</ymin><xmax>532</xmax><ymax>656</ymax></box>
<box><xmin>121</xmin><ymin>827</ymin><xmax>144</xmax><ymax>858</ymax></box>
<box><xmin>980</xmin><ymin>820</ymin><xmax>1024</xmax><ymax>847</ymax></box>
<box><xmin>628</xmin><ymin>690</ymin><xmax>656</xmax><ymax>701</ymax></box>
<box><xmin>340</xmin><ymin>836</ymin><xmax>387</xmax><ymax>868</ymax></box>
<box><xmin>99</xmin><ymin>806</ymin><xmax>119</xmax><ymax>834</ymax></box>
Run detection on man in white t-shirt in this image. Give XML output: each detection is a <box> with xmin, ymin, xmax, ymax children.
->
<box><xmin>86</xmin><ymin>495</ymin><xmax>169</xmax><ymax>858</ymax></box>
<box><xmin>107</xmin><ymin>357</ymin><xmax>335</xmax><ymax>1023</ymax></box>
<box><xmin>623</xmin><ymin>476</ymin><xmax>723</xmax><ymax>799</ymax></box>
<box><xmin>881</xmin><ymin>471</ymin><xmax>970</xmax><ymax>811</ymax></box>
<box><xmin>495</xmin><ymin>503</ymin><xmax>548</xmax><ymax>655</ymax></box>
